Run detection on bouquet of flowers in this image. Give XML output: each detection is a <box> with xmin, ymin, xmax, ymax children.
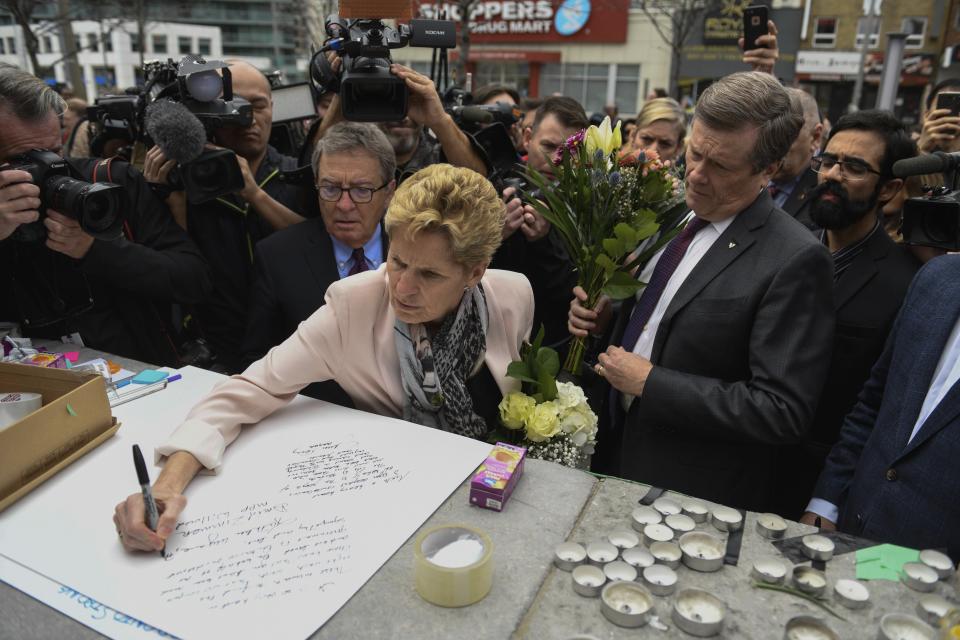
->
<box><xmin>524</xmin><ymin>116</ymin><xmax>688</xmax><ymax>375</ymax></box>
<box><xmin>496</xmin><ymin>328</ymin><xmax>598</xmax><ymax>468</ymax></box>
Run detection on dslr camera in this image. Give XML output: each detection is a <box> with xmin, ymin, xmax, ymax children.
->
<box><xmin>7</xmin><ymin>149</ymin><xmax>124</xmax><ymax>243</ymax></box>
<box><xmin>310</xmin><ymin>16</ymin><xmax>456</xmax><ymax>121</ymax></box>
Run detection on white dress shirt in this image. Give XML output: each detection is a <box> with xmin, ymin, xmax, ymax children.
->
<box><xmin>621</xmin><ymin>212</ymin><xmax>737</xmax><ymax>410</ymax></box>
<box><xmin>807</xmin><ymin>315</ymin><xmax>960</xmax><ymax>523</ymax></box>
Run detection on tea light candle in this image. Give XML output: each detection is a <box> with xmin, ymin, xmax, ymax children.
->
<box><xmin>631</xmin><ymin>505</ymin><xmax>663</xmax><ymax>531</ymax></box>
<box><xmin>653</xmin><ymin>497</ymin><xmax>681</xmax><ymax>516</ymax></box>
<box><xmin>672</xmin><ymin>588</ymin><xmax>725</xmax><ymax>637</ymax></box>
<box><xmin>878</xmin><ymin>613</ymin><xmax>936</xmax><ymax>640</ymax></box>
<box><xmin>641</xmin><ymin>564</ymin><xmax>678</xmax><ymax>596</ymax></box>
<box><xmin>554</xmin><ymin>542</ymin><xmax>587</xmax><ymax>572</ymax></box>
<box><xmin>586</xmin><ymin>541</ymin><xmax>619</xmax><ymax>566</ymax></box>
<box><xmin>919</xmin><ymin>549</ymin><xmax>954</xmax><ymax>580</ymax></box>
<box><xmin>801</xmin><ymin>534</ymin><xmax>835</xmax><ymax>562</ymax></box>
<box><xmin>665</xmin><ymin>513</ymin><xmax>697</xmax><ymax>533</ymax></box>
<box><xmin>751</xmin><ymin>557</ymin><xmax>787</xmax><ymax>584</ymax></box>
<box><xmin>755</xmin><ymin>512</ymin><xmax>788</xmax><ymax>540</ymax></box>
<box><xmin>901</xmin><ymin>562</ymin><xmax>939</xmax><ymax>592</ymax></box>
<box><xmin>682</xmin><ymin>499</ymin><xmax>710</xmax><ymax>523</ymax></box>
<box><xmin>643</xmin><ymin>523</ymin><xmax>674</xmax><ymax>546</ymax></box>
<box><xmin>572</xmin><ymin>564</ymin><xmax>606</xmax><ymax>597</ymax></box>
<box><xmin>600</xmin><ymin>581</ymin><xmax>654</xmax><ymax>628</ymax></box>
<box><xmin>607</xmin><ymin>529</ymin><xmax>640</xmax><ymax>551</ymax></box>
<box><xmin>621</xmin><ymin>547</ymin><xmax>655</xmax><ymax>570</ymax></box>
<box><xmin>650</xmin><ymin>541</ymin><xmax>682</xmax><ymax>569</ymax></box>
<box><xmin>710</xmin><ymin>505</ymin><xmax>743</xmax><ymax>532</ymax></box>
<box><xmin>792</xmin><ymin>566</ymin><xmax>827</xmax><ymax>597</ymax></box>
<box><xmin>833</xmin><ymin>578</ymin><xmax>870</xmax><ymax>609</ymax></box>
<box><xmin>784</xmin><ymin>615</ymin><xmax>840</xmax><ymax>640</ymax></box>
<box><xmin>917</xmin><ymin>594</ymin><xmax>952</xmax><ymax>627</ymax></box>
<box><xmin>603</xmin><ymin>560</ymin><xmax>638</xmax><ymax>582</ymax></box>
<box><xmin>679</xmin><ymin>531</ymin><xmax>725</xmax><ymax>573</ymax></box>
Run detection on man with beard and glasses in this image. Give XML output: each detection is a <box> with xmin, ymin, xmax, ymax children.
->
<box><xmin>771</xmin><ymin>109</ymin><xmax>920</xmax><ymax>518</ymax></box>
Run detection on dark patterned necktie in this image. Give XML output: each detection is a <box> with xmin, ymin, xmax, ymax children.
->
<box><xmin>618</xmin><ymin>216</ymin><xmax>710</xmax><ymax>353</ymax></box>
<box><xmin>348</xmin><ymin>247</ymin><xmax>369</xmax><ymax>276</ymax></box>
<box><xmin>767</xmin><ymin>183</ymin><xmax>780</xmax><ymax>199</ymax></box>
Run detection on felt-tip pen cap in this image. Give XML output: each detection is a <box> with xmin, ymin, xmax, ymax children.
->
<box><xmin>132</xmin><ymin>444</ymin><xmax>150</xmax><ymax>486</ymax></box>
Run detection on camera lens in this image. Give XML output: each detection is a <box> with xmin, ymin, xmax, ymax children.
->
<box><xmin>45</xmin><ymin>176</ymin><xmax>123</xmax><ymax>238</ymax></box>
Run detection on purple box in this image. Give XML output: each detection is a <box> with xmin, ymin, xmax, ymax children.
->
<box><xmin>469</xmin><ymin>442</ymin><xmax>526</xmax><ymax>512</ymax></box>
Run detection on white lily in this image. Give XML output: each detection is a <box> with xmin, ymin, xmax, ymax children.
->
<box><xmin>584</xmin><ymin>116</ymin><xmax>623</xmax><ymax>160</ymax></box>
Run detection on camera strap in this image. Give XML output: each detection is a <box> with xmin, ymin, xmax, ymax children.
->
<box><xmin>215</xmin><ymin>167</ymin><xmax>281</xmax><ymax>264</ymax></box>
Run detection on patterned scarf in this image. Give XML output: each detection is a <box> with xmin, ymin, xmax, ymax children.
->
<box><xmin>395</xmin><ymin>284</ymin><xmax>488</xmax><ymax>439</ymax></box>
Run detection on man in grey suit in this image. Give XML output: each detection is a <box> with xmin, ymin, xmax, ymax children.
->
<box><xmin>570</xmin><ymin>72</ymin><xmax>835</xmax><ymax>511</ymax></box>
<box><xmin>802</xmin><ymin>255</ymin><xmax>960</xmax><ymax>559</ymax></box>
<box><xmin>767</xmin><ymin>88</ymin><xmax>823</xmax><ymax>231</ymax></box>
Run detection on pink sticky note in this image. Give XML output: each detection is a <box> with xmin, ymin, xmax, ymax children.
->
<box><xmin>64</xmin><ymin>351</ymin><xmax>80</xmax><ymax>363</ymax></box>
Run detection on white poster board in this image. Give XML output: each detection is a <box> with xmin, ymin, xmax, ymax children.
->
<box><xmin>0</xmin><ymin>367</ymin><xmax>492</xmax><ymax>639</ymax></box>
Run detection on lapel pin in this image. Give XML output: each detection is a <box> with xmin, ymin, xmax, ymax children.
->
<box><xmin>728</xmin><ymin>242</ymin><xmax>737</xmax><ymax>249</ymax></box>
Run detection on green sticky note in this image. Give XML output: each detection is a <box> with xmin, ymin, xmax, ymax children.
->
<box><xmin>881</xmin><ymin>544</ymin><xmax>920</xmax><ymax>571</ymax></box>
<box><xmin>856</xmin><ymin>545</ymin><xmax>884</xmax><ymax>563</ymax></box>
<box><xmin>131</xmin><ymin>369</ymin><xmax>168</xmax><ymax>385</ymax></box>
<box><xmin>857</xmin><ymin>562</ymin><xmax>900</xmax><ymax>581</ymax></box>
<box><xmin>65</xmin><ymin>403</ymin><xmax>77</xmax><ymax>417</ymax></box>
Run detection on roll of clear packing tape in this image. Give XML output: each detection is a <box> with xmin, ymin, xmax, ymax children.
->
<box><xmin>414</xmin><ymin>524</ymin><xmax>493</xmax><ymax>607</ymax></box>
<box><xmin>0</xmin><ymin>392</ymin><xmax>43</xmax><ymax>430</ymax></box>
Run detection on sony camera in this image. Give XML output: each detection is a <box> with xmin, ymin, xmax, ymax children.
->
<box><xmin>310</xmin><ymin>16</ymin><xmax>456</xmax><ymax>121</ymax></box>
<box><xmin>8</xmin><ymin>149</ymin><xmax>124</xmax><ymax>243</ymax></box>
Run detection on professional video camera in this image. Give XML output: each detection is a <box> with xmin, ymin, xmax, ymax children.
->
<box><xmin>310</xmin><ymin>16</ymin><xmax>456</xmax><ymax>121</ymax></box>
<box><xmin>8</xmin><ymin>149</ymin><xmax>124</xmax><ymax>243</ymax></box>
<box><xmin>443</xmin><ymin>86</ymin><xmax>523</xmax><ymax>191</ymax></box>
<box><xmin>87</xmin><ymin>55</ymin><xmax>251</xmax><ymax>203</ymax></box>
<box><xmin>893</xmin><ymin>151</ymin><xmax>960</xmax><ymax>250</ymax></box>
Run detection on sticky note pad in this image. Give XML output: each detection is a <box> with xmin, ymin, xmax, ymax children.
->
<box><xmin>131</xmin><ymin>370</ymin><xmax>168</xmax><ymax>385</ymax></box>
<box><xmin>64</xmin><ymin>351</ymin><xmax>80</xmax><ymax>363</ymax></box>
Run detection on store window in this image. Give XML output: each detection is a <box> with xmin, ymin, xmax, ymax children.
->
<box><xmin>901</xmin><ymin>17</ymin><xmax>926</xmax><ymax>48</ymax></box>
<box><xmin>540</xmin><ymin>63</ymin><xmax>639</xmax><ymax>114</ymax></box>
<box><xmin>812</xmin><ymin>17</ymin><xmax>837</xmax><ymax>48</ymax></box>
<box><xmin>473</xmin><ymin>62</ymin><xmax>529</xmax><ymax>97</ymax></box>
<box><xmin>856</xmin><ymin>17</ymin><xmax>880</xmax><ymax>48</ymax></box>
<box><xmin>152</xmin><ymin>35</ymin><xmax>167</xmax><ymax>54</ymax></box>
<box><xmin>178</xmin><ymin>36</ymin><xmax>192</xmax><ymax>54</ymax></box>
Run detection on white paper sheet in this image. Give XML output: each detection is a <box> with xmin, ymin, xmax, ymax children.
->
<box><xmin>0</xmin><ymin>367</ymin><xmax>492</xmax><ymax>640</ymax></box>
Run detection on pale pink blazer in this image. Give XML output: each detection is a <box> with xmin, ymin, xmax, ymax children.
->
<box><xmin>157</xmin><ymin>265</ymin><xmax>534</xmax><ymax>471</ymax></box>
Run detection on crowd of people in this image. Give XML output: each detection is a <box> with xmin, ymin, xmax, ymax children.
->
<box><xmin>0</xmin><ymin>35</ymin><xmax>956</xmax><ymax>560</ymax></box>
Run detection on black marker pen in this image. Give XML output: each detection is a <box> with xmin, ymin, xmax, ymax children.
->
<box><xmin>132</xmin><ymin>444</ymin><xmax>164</xmax><ymax>558</ymax></box>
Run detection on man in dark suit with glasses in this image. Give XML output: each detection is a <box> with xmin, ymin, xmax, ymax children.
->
<box><xmin>242</xmin><ymin>122</ymin><xmax>396</xmax><ymax>405</ymax></box>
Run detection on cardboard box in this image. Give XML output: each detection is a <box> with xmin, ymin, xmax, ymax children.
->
<box><xmin>469</xmin><ymin>442</ymin><xmax>526</xmax><ymax>512</ymax></box>
<box><xmin>0</xmin><ymin>361</ymin><xmax>118</xmax><ymax>513</ymax></box>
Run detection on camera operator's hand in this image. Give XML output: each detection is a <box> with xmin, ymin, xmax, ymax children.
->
<box><xmin>739</xmin><ymin>20</ymin><xmax>779</xmax><ymax>74</ymax></box>
<box><xmin>918</xmin><ymin>107</ymin><xmax>960</xmax><ymax>153</ymax></box>
<box><xmin>143</xmin><ymin>145</ymin><xmax>176</xmax><ymax>185</ymax></box>
<box><xmin>502</xmin><ymin>187</ymin><xmax>525</xmax><ymax>239</ymax></box>
<box><xmin>44</xmin><ymin>210</ymin><xmax>94</xmax><ymax>259</ymax></box>
<box><xmin>520</xmin><ymin>207</ymin><xmax>550</xmax><ymax>241</ymax></box>
<box><xmin>390</xmin><ymin>64</ymin><xmax>447</xmax><ymax>130</ymax></box>
<box><xmin>0</xmin><ymin>169</ymin><xmax>41</xmax><ymax>241</ymax></box>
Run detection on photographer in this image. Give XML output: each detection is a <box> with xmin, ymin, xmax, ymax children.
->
<box><xmin>493</xmin><ymin>96</ymin><xmax>585</xmax><ymax>345</ymax></box>
<box><xmin>0</xmin><ymin>63</ymin><xmax>212</xmax><ymax>366</ymax></box>
<box><xmin>312</xmin><ymin>61</ymin><xmax>487</xmax><ymax>182</ymax></box>
<box><xmin>146</xmin><ymin>60</ymin><xmax>309</xmax><ymax>373</ymax></box>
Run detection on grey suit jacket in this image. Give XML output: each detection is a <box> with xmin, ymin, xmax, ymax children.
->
<box><xmin>607</xmin><ymin>190</ymin><xmax>835</xmax><ymax>511</ymax></box>
<box><xmin>815</xmin><ymin>254</ymin><xmax>960</xmax><ymax>559</ymax></box>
